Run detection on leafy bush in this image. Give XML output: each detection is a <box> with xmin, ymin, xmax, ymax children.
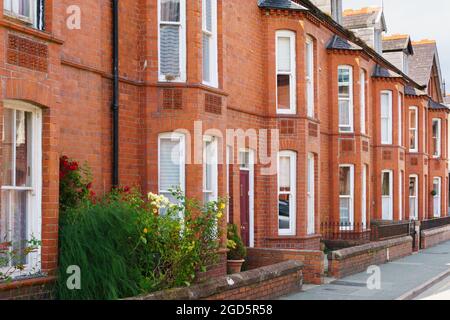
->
<box><xmin>56</xmin><ymin>188</ymin><xmax>225</xmax><ymax>300</ymax></box>
<box><xmin>227</xmin><ymin>224</ymin><xmax>247</xmax><ymax>261</ymax></box>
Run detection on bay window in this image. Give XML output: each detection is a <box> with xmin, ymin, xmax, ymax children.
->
<box><xmin>432</xmin><ymin>118</ymin><xmax>441</xmax><ymax>158</ymax></box>
<box><xmin>1</xmin><ymin>101</ymin><xmax>42</xmax><ymax>277</ymax></box>
<box><xmin>278</xmin><ymin>151</ymin><xmax>296</xmax><ymax>235</ymax></box>
<box><xmin>276</xmin><ymin>31</ymin><xmax>296</xmax><ymax>114</ymax></box>
<box><xmin>307</xmin><ymin>153</ymin><xmax>315</xmax><ymax>235</ymax></box>
<box><xmin>433</xmin><ymin>177</ymin><xmax>441</xmax><ymax>218</ymax></box>
<box><xmin>158</xmin><ymin>0</ymin><xmax>186</xmax><ymax>82</ymax></box>
<box><xmin>202</xmin><ymin>0</ymin><xmax>218</xmax><ymax>87</ymax></box>
<box><xmin>381</xmin><ymin>91</ymin><xmax>393</xmax><ymax>145</ymax></box>
<box><xmin>338</xmin><ymin>66</ymin><xmax>353</xmax><ymax>132</ymax></box>
<box><xmin>203</xmin><ymin>136</ymin><xmax>218</xmax><ymax>204</ymax></box>
<box><xmin>158</xmin><ymin>132</ymin><xmax>185</xmax><ymax>209</ymax></box>
<box><xmin>306</xmin><ymin>36</ymin><xmax>314</xmax><ymax>118</ymax></box>
<box><xmin>398</xmin><ymin>93</ymin><xmax>403</xmax><ymax>146</ymax></box>
<box><xmin>3</xmin><ymin>0</ymin><xmax>44</xmax><ymax>30</ymax></box>
<box><xmin>339</xmin><ymin>165</ymin><xmax>354</xmax><ymax>226</ymax></box>
<box><xmin>360</xmin><ymin>69</ymin><xmax>366</xmax><ymax>134</ymax></box>
<box><xmin>409</xmin><ymin>107</ymin><xmax>418</xmax><ymax>152</ymax></box>
<box><xmin>382</xmin><ymin>170</ymin><xmax>393</xmax><ymax>220</ymax></box>
<box><xmin>409</xmin><ymin>175</ymin><xmax>418</xmax><ymax>220</ymax></box>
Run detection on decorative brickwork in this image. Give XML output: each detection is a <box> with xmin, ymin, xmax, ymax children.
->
<box><xmin>160</xmin><ymin>88</ymin><xmax>183</xmax><ymax>110</ymax></box>
<box><xmin>308</xmin><ymin>122</ymin><xmax>318</xmax><ymax>137</ymax></box>
<box><xmin>281</xmin><ymin>119</ymin><xmax>295</xmax><ymax>135</ymax></box>
<box><xmin>205</xmin><ymin>93</ymin><xmax>222</xmax><ymax>114</ymax></box>
<box><xmin>7</xmin><ymin>34</ymin><xmax>48</xmax><ymax>72</ymax></box>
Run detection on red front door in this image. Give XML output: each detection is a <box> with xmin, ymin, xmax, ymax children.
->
<box><xmin>240</xmin><ymin>170</ymin><xmax>250</xmax><ymax>246</ymax></box>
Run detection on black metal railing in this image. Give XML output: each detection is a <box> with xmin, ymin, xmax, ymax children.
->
<box><xmin>421</xmin><ymin>216</ymin><xmax>450</xmax><ymax>232</ymax></box>
<box><xmin>370</xmin><ymin>221</ymin><xmax>414</xmax><ymax>241</ymax></box>
<box><xmin>320</xmin><ymin>222</ymin><xmax>370</xmax><ymax>241</ymax></box>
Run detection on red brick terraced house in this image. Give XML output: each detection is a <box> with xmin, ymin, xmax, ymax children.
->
<box><xmin>0</xmin><ymin>0</ymin><xmax>449</xmax><ymax>298</ymax></box>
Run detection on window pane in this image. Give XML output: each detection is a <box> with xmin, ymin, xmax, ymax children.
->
<box><xmin>202</xmin><ymin>33</ymin><xmax>211</xmax><ymax>82</ymax></box>
<box><xmin>160</xmin><ymin>25</ymin><xmax>180</xmax><ymax>77</ymax></box>
<box><xmin>15</xmin><ymin>111</ymin><xmax>31</xmax><ymax>187</ymax></box>
<box><xmin>339</xmin><ymin>167</ymin><xmax>350</xmax><ymax>196</ymax></box>
<box><xmin>277</xmin><ymin>75</ymin><xmax>290</xmax><ymax>110</ymax></box>
<box><xmin>279</xmin><ymin>156</ymin><xmax>291</xmax><ymax>191</ymax></box>
<box><xmin>204</xmin><ymin>0</ymin><xmax>212</xmax><ymax>32</ymax></box>
<box><xmin>277</xmin><ymin>37</ymin><xmax>291</xmax><ymax>72</ymax></box>
<box><xmin>340</xmin><ymin>198</ymin><xmax>350</xmax><ymax>224</ymax></box>
<box><xmin>381</xmin><ymin>118</ymin><xmax>389</xmax><ymax>141</ymax></box>
<box><xmin>338</xmin><ymin>68</ymin><xmax>350</xmax><ymax>83</ymax></box>
<box><xmin>409</xmin><ymin>178</ymin><xmax>416</xmax><ymax>197</ymax></box>
<box><xmin>160</xmin><ymin>0</ymin><xmax>180</xmax><ymax>22</ymax></box>
<box><xmin>410</xmin><ymin>110</ymin><xmax>417</xmax><ymax>128</ymax></box>
<box><xmin>160</xmin><ymin>138</ymin><xmax>181</xmax><ymax>191</ymax></box>
<box><xmin>339</xmin><ymin>100</ymin><xmax>350</xmax><ymax>126</ymax></box>
<box><xmin>1</xmin><ymin>108</ymin><xmax>14</xmax><ymax>186</ymax></box>
<box><xmin>279</xmin><ymin>194</ymin><xmax>290</xmax><ymax>230</ymax></box>
<box><xmin>239</xmin><ymin>151</ymin><xmax>250</xmax><ymax>169</ymax></box>
<box><xmin>381</xmin><ymin>93</ymin><xmax>390</xmax><ymax>117</ymax></box>
<box><xmin>382</xmin><ymin>172</ymin><xmax>390</xmax><ymax>196</ymax></box>
<box><xmin>338</xmin><ymin>85</ymin><xmax>349</xmax><ymax>97</ymax></box>
<box><xmin>409</xmin><ymin>198</ymin><xmax>416</xmax><ymax>219</ymax></box>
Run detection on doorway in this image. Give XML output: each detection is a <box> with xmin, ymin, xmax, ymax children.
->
<box><xmin>239</xmin><ymin>150</ymin><xmax>254</xmax><ymax>247</ymax></box>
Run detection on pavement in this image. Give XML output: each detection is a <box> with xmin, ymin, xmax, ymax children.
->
<box><xmin>414</xmin><ymin>275</ymin><xmax>450</xmax><ymax>300</ymax></box>
<box><xmin>282</xmin><ymin>240</ymin><xmax>450</xmax><ymax>300</ymax></box>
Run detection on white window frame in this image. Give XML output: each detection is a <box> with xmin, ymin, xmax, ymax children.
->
<box><xmin>338</xmin><ymin>65</ymin><xmax>354</xmax><ymax>133</ymax></box>
<box><xmin>278</xmin><ymin>151</ymin><xmax>297</xmax><ymax>236</ymax></box>
<box><xmin>381</xmin><ymin>170</ymin><xmax>393</xmax><ymax>221</ymax></box>
<box><xmin>239</xmin><ymin>149</ymin><xmax>255</xmax><ymax>247</ymax></box>
<box><xmin>339</xmin><ymin>164</ymin><xmax>354</xmax><ymax>227</ymax></box>
<box><xmin>432</xmin><ymin>118</ymin><xmax>442</xmax><ymax>158</ymax></box>
<box><xmin>409</xmin><ymin>175</ymin><xmax>418</xmax><ymax>221</ymax></box>
<box><xmin>306</xmin><ymin>36</ymin><xmax>314</xmax><ymax>118</ymax></box>
<box><xmin>433</xmin><ymin>177</ymin><xmax>442</xmax><ymax>218</ymax></box>
<box><xmin>360</xmin><ymin>69</ymin><xmax>366</xmax><ymax>134</ymax></box>
<box><xmin>158</xmin><ymin>132</ymin><xmax>186</xmax><ymax>200</ymax></box>
<box><xmin>203</xmin><ymin>135</ymin><xmax>218</xmax><ymax>203</ymax></box>
<box><xmin>398</xmin><ymin>93</ymin><xmax>403</xmax><ymax>146</ymax></box>
<box><xmin>276</xmin><ymin>30</ymin><xmax>296</xmax><ymax>115</ymax></box>
<box><xmin>409</xmin><ymin>106</ymin><xmax>418</xmax><ymax>153</ymax></box>
<box><xmin>381</xmin><ymin>90</ymin><xmax>393</xmax><ymax>145</ymax></box>
<box><xmin>1</xmin><ymin>100</ymin><xmax>42</xmax><ymax>278</ymax></box>
<box><xmin>3</xmin><ymin>0</ymin><xmax>37</xmax><ymax>27</ymax></box>
<box><xmin>399</xmin><ymin>171</ymin><xmax>403</xmax><ymax>221</ymax></box>
<box><xmin>307</xmin><ymin>153</ymin><xmax>315</xmax><ymax>235</ymax></box>
<box><xmin>158</xmin><ymin>0</ymin><xmax>187</xmax><ymax>82</ymax></box>
<box><xmin>226</xmin><ymin>145</ymin><xmax>232</xmax><ymax>223</ymax></box>
<box><xmin>202</xmin><ymin>0</ymin><xmax>218</xmax><ymax>88</ymax></box>
<box><xmin>362</xmin><ymin>165</ymin><xmax>368</xmax><ymax>228</ymax></box>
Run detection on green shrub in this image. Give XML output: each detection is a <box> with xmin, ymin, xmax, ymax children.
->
<box><xmin>227</xmin><ymin>224</ymin><xmax>247</xmax><ymax>261</ymax></box>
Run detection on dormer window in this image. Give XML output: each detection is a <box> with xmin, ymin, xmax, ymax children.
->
<box><xmin>3</xmin><ymin>0</ymin><xmax>44</xmax><ymax>30</ymax></box>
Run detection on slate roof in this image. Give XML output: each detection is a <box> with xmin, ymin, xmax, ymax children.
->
<box><xmin>429</xmin><ymin>99</ymin><xmax>449</xmax><ymax>111</ymax></box>
<box><xmin>327</xmin><ymin>35</ymin><xmax>362</xmax><ymax>51</ymax></box>
<box><xmin>372</xmin><ymin>65</ymin><xmax>401</xmax><ymax>79</ymax></box>
<box><xmin>409</xmin><ymin>41</ymin><xmax>441</xmax><ymax>87</ymax></box>
<box><xmin>257</xmin><ymin>0</ymin><xmax>308</xmax><ymax>11</ymax></box>
<box><xmin>342</xmin><ymin>7</ymin><xmax>386</xmax><ymax>31</ymax></box>
<box><xmin>382</xmin><ymin>35</ymin><xmax>414</xmax><ymax>54</ymax></box>
<box><xmin>404</xmin><ymin>85</ymin><xmax>427</xmax><ymax>97</ymax></box>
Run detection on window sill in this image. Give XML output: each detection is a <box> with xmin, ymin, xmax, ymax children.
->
<box><xmin>0</xmin><ymin>275</ymin><xmax>56</xmax><ymax>292</ymax></box>
<box><xmin>0</xmin><ymin>18</ymin><xmax>64</xmax><ymax>45</ymax></box>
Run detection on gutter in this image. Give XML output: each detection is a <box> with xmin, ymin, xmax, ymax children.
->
<box><xmin>112</xmin><ymin>0</ymin><xmax>119</xmax><ymax>187</ymax></box>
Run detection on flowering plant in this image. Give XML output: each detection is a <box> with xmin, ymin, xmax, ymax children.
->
<box><xmin>59</xmin><ymin>156</ymin><xmax>93</xmax><ymax>212</ymax></box>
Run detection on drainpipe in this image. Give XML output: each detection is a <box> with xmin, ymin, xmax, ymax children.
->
<box><xmin>112</xmin><ymin>0</ymin><xmax>119</xmax><ymax>187</ymax></box>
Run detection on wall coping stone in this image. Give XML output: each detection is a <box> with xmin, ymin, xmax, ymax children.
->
<box><xmin>329</xmin><ymin>236</ymin><xmax>413</xmax><ymax>261</ymax></box>
<box><xmin>421</xmin><ymin>225</ymin><xmax>450</xmax><ymax>237</ymax></box>
<box><xmin>125</xmin><ymin>261</ymin><xmax>303</xmax><ymax>300</ymax></box>
<box><xmin>247</xmin><ymin>248</ymin><xmax>321</xmax><ymax>254</ymax></box>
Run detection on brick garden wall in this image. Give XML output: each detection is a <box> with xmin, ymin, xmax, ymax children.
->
<box><xmin>127</xmin><ymin>261</ymin><xmax>303</xmax><ymax>301</ymax></box>
<box><xmin>246</xmin><ymin>247</ymin><xmax>324</xmax><ymax>285</ymax></box>
<box><xmin>421</xmin><ymin>226</ymin><xmax>450</xmax><ymax>249</ymax></box>
<box><xmin>328</xmin><ymin>236</ymin><xmax>413</xmax><ymax>278</ymax></box>
<box><xmin>0</xmin><ymin>276</ymin><xmax>55</xmax><ymax>300</ymax></box>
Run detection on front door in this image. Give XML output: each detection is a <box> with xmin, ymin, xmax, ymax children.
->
<box><xmin>240</xmin><ymin>170</ymin><xmax>250</xmax><ymax>246</ymax></box>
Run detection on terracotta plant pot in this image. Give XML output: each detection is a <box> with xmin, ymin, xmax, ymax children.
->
<box><xmin>227</xmin><ymin>259</ymin><xmax>245</xmax><ymax>274</ymax></box>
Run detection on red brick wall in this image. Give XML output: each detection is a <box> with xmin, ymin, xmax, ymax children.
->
<box><xmin>246</xmin><ymin>247</ymin><xmax>324</xmax><ymax>284</ymax></box>
<box><xmin>421</xmin><ymin>226</ymin><xmax>450</xmax><ymax>249</ymax></box>
<box><xmin>0</xmin><ymin>277</ymin><xmax>55</xmax><ymax>300</ymax></box>
<box><xmin>328</xmin><ymin>236</ymin><xmax>413</xmax><ymax>278</ymax></box>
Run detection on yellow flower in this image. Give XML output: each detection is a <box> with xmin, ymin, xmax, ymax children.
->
<box><xmin>153</xmin><ymin>208</ymin><xmax>158</xmax><ymax>214</ymax></box>
<box><xmin>219</xmin><ymin>203</ymin><xmax>226</xmax><ymax>210</ymax></box>
<box><xmin>143</xmin><ymin>228</ymin><xmax>148</xmax><ymax>234</ymax></box>
<box><xmin>217</xmin><ymin>212</ymin><xmax>223</xmax><ymax>219</ymax></box>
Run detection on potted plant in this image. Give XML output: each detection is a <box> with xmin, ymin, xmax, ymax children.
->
<box><xmin>226</xmin><ymin>224</ymin><xmax>247</xmax><ymax>274</ymax></box>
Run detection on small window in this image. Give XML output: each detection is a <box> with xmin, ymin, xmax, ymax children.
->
<box><xmin>158</xmin><ymin>0</ymin><xmax>186</xmax><ymax>82</ymax></box>
<box><xmin>339</xmin><ymin>165</ymin><xmax>354</xmax><ymax>226</ymax></box>
<box><xmin>382</xmin><ymin>170</ymin><xmax>393</xmax><ymax>220</ymax></box>
<box><xmin>380</xmin><ymin>91</ymin><xmax>393</xmax><ymax>145</ymax></box>
<box><xmin>362</xmin><ymin>165</ymin><xmax>368</xmax><ymax>228</ymax></box>
<box><xmin>202</xmin><ymin>0</ymin><xmax>218</xmax><ymax>87</ymax></box>
<box><xmin>360</xmin><ymin>69</ymin><xmax>366</xmax><ymax>134</ymax></box>
<box><xmin>307</xmin><ymin>153</ymin><xmax>315</xmax><ymax>235</ymax></box>
<box><xmin>399</xmin><ymin>171</ymin><xmax>404</xmax><ymax>221</ymax></box>
<box><xmin>203</xmin><ymin>136</ymin><xmax>218</xmax><ymax>204</ymax></box>
<box><xmin>306</xmin><ymin>36</ymin><xmax>314</xmax><ymax>118</ymax></box>
<box><xmin>276</xmin><ymin>31</ymin><xmax>296</xmax><ymax>114</ymax></box>
<box><xmin>409</xmin><ymin>107</ymin><xmax>418</xmax><ymax>152</ymax></box>
<box><xmin>3</xmin><ymin>0</ymin><xmax>44</xmax><ymax>30</ymax></box>
<box><xmin>433</xmin><ymin>177</ymin><xmax>441</xmax><ymax>218</ymax></box>
<box><xmin>338</xmin><ymin>66</ymin><xmax>353</xmax><ymax>132</ymax></box>
<box><xmin>409</xmin><ymin>175</ymin><xmax>418</xmax><ymax>221</ymax></box>
<box><xmin>398</xmin><ymin>93</ymin><xmax>403</xmax><ymax>146</ymax></box>
<box><xmin>432</xmin><ymin>119</ymin><xmax>441</xmax><ymax>158</ymax></box>
<box><xmin>158</xmin><ymin>132</ymin><xmax>185</xmax><ymax>209</ymax></box>
<box><xmin>278</xmin><ymin>151</ymin><xmax>296</xmax><ymax>235</ymax></box>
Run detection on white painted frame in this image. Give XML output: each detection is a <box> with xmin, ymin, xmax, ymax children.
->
<box><xmin>398</xmin><ymin>93</ymin><xmax>403</xmax><ymax>146</ymax></box>
<box><xmin>362</xmin><ymin>165</ymin><xmax>368</xmax><ymax>228</ymax></box>
<box><xmin>1</xmin><ymin>99</ymin><xmax>42</xmax><ymax>278</ymax></box>
<box><xmin>239</xmin><ymin>149</ymin><xmax>255</xmax><ymax>247</ymax></box>
<box><xmin>380</xmin><ymin>90</ymin><xmax>393</xmax><ymax>145</ymax></box>
<box><xmin>203</xmin><ymin>135</ymin><xmax>218</xmax><ymax>203</ymax></box>
<box><xmin>382</xmin><ymin>170</ymin><xmax>394</xmax><ymax>221</ymax></box>
<box><xmin>307</xmin><ymin>153</ymin><xmax>315</xmax><ymax>235</ymax></box>
<box><xmin>158</xmin><ymin>132</ymin><xmax>186</xmax><ymax>198</ymax></box>
<box><xmin>360</xmin><ymin>69</ymin><xmax>366</xmax><ymax>134</ymax></box>
<box><xmin>306</xmin><ymin>36</ymin><xmax>314</xmax><ymax>118</ymax></box>
<box><xmin>276</xmin><ymin>30</ymin><xmax>297</xmax><ymax>115</ymax></box>
<box><xmin>338</xmin><ymin>65</ymin><xmax>354</xmax><ymax>133</ymax></box>
<box><xmin>432</xmin><ymin>118</ymin><xmax>442</xmax><ymax>158</ymax></box>
<box><xmin>157</xmin><ymin>0</ymin><xmax>187</xmax><ymax>82</ymax></box>
<box><xmin>433</xmin><ymin>177</ymin><xmax>442</xmax><ymax>218</ymax></box>
<box><xmin>339</xmin><ymin>164</ymin><xmax>354</xmax><ymax>227</ymax></box>
<box><xmin>409</xmin><ymin>106</ymin><xmax>418</xmax><ymax>153</ymax></box>
<box><xmin>278</xmin><ymin>151</ymin><xmax>297</xmax><ymax>236</ymax></box>
<box><xmin>3</xmin><ymin>0</ymin><xmax>37</xmax><ymax>27</ymax></box>
<box><xmin>202</xmin><ymin>0</ymin><xmax>218</xmax><ymax>88</ymax></box>
<box><xmin>409</xmin><ymin>174</ymin><xmax>418</xmax><ymax>221</ymax></box>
